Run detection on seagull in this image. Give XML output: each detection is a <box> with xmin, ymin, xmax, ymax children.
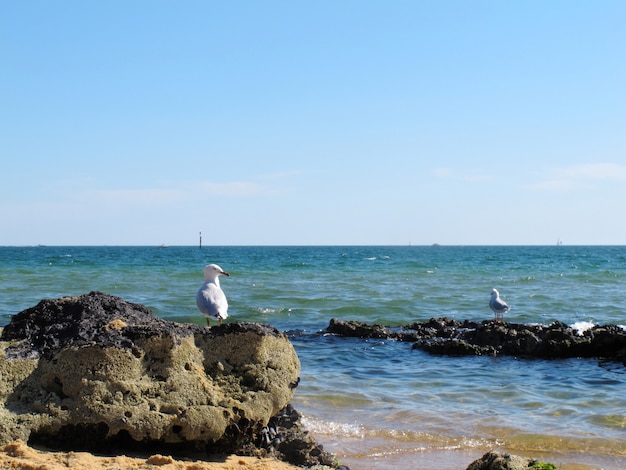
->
<box><xmin>196</xmin><ymin>264</ymin><xmax>230</xmax><ymax>327</ymax></box>
<box><xmin>489</xmin><ymin>288</ymin><xmax>509</xmax><ymax>322</ymax></box>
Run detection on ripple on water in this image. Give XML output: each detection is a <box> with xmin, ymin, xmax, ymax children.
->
<box><xmin>587</xmin><ymin>414</ymin><xmax>626</xmax><ymax>430</ymax></box>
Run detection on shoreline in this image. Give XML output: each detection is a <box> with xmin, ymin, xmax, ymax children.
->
<box><xmin>320</xmin><ymin>438</ymin><xmax>618</xmax><ymax>470</ymax></box>
<box><xmin>5</xmin><ymin>438</ymin><xmax>619</xmax><ymax>470</ymax></box>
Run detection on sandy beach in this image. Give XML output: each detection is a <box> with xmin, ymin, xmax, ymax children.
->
<box><xmin>0</xmin><ymin>440</ymin><xmax>300</xmax><ymax>470</ymax></box>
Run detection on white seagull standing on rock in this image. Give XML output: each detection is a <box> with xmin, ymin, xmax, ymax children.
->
<box><xmin>489</xmin><ymin>288</ymin><xmax>509</xmax><ymax>322</ymax></box>
<box><xmin>196</xmin><ymin>264</ymin><xmax>230</xmax><ymax>327</ymax></box>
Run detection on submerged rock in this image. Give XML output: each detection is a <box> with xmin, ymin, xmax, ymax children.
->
<box><xmin>466</xmin><ymin>451</ymin><xmax>552</xmax><ymax>470</ymax></box>
<box><xmin>0</xmin><ymin>292</ymin><xmax>301</xmax><ymax>454</ymax></box>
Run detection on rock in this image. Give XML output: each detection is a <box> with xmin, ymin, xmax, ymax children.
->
<box><xmin>326</xmin><ymin>317</ymin><xmax>626</xmax><ymax>362</ymax></box>
<box><xmin>326</xmin><ymin>318</ymin><xmax>391</xmax><ymax>339</ymax></box>
<box><xmin>246</xmin><ymin>404</ymin><xmax>338</xmax><ymax>468</ymax></box>
<box><xmin>412</xmin><ymin>338</ymin><xmax>497</xmax><ymax>356</ymax></box>
<box><xmin>0</xmin><ymin>292</ymin><xmax>301</xmax><ymax>454</ymax></box>
<box><xmin>466</xmin><ymin>451</ymin><xmax>535</xmax><ymax>470</ymax></box>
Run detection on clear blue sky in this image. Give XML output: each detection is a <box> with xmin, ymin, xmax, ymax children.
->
<box><xmin>2</xmin><ymin>1</ymin><xmax>625</xmax><ymax>246</ymax></box>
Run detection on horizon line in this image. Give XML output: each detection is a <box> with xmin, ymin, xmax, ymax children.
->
<box><xmin>2</xmin><ymin>243</ymin><xmax>625</xmax><ymax>248</ymax></box>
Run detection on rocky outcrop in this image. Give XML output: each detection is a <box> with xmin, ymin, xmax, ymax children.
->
<box><xmin>327</xmin><ymin>317</ymin><xmax>626</xmax><ymax>362</ymax></box>
<box><xmin>0</xmin><ymin>292</ymin><xmax>302</xmax><ymax>456</ymax></box>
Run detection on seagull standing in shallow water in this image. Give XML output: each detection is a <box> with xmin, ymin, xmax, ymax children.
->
<box><xmin>489</xmin><ymin>288</ymin><xmax>509</xmax><ymax>322</ymax></box>
<box><xmin>196</xmin><ymin>264</ymin><xmax>230</xmax><ymax>327</ymax></box>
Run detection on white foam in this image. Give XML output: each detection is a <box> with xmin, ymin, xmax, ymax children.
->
<box><xmin>300</xmin><ymin>415</ymin><xmax>365</xmax><ymax>439</ymax></box>
<box><xmin>255</xmin><ymin>307</ymin><xmax>287</xmax><ymax>314</ymax></box>
<box><xmin>570</xmin><ymin>321</ymin><xmax>594</xmax><ymax>336</ymax></box>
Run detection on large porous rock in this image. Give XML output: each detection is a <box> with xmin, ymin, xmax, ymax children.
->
<box><xmin>0</xmin><ymin>292</ymin><xmax>301</xmax><ymax>453</ymax></box>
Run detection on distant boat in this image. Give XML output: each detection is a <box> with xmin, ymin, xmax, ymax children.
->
<box><xmin>557</xmin><ymin>239</ymin><xmax>563</xmax><ymax>246</ymax></box>
<box><xmin>158</xmin><ymin>244</ymin><xmax>168</xmax><ymax>248</ymax></box>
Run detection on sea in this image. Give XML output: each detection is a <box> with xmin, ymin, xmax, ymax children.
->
<box><xmin>1</xmin><ymin>245</ymin><xmax>625</xmax><ymax>470</ymax></box>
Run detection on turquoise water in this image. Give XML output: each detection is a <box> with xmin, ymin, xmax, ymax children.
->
<box><xmin>1</xmin><ymin>245</ymin><xmax>626</xmax><ymax>469</ymax></box>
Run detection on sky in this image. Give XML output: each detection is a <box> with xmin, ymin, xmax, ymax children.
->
<box><xmin>2</xmin><ymin>0</ymin><xmax>625</xmax><ymax>246</ymax></box>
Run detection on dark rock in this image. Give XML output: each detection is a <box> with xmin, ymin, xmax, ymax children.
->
<box><xmin>267</xmin><ymin>404</ymin><xmax>338</xmax><ymax>468</ymax></box>
<box><xmin>236</xmin><ymin>403</ymin><xmax>341</xmax><ymax>468</ymax></box>
<box><xmin>326</xmin><ymin>317</ymin><xmax>626</xmax><ymax>362</ymax></box>
<box><xmin>1</xmin><ymin>291</ymin><xmax>194</xmax><ymax>360</ymax></box>
<box><xmin>466</xmin><ymin>451</ymin><xmax>536</xmax><ymax>470</ymax></box>
<box><xmin>412</xmin><ymin>338</ymin><xmax>497</xmax><ymax>356</ymax></box>
<box><xmin>327</xmin><ymin>318</ymin><xmax>391</xmax><ymax>339</ymax></box>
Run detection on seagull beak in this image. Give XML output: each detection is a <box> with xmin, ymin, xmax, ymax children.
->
<box><xmin>222</xmin><ymin>271</ymin><xmax>230</xmax><ymax>277</ymax></box>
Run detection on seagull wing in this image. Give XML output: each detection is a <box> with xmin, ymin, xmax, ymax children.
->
<box><xmin>196</xmin><ymin>283</ymin><xmax>229</xmax><ymax>319</ymax></box>
<box><xmin>490</xmin><ymin>296</ymin><xmax>509</xmax><ymax>312</ymax></box>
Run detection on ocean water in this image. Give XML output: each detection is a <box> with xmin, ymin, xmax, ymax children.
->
<box><xmin>1</xmin><ymin>245</ymin><xmax>626</xmax><ymax>469</ymax></box>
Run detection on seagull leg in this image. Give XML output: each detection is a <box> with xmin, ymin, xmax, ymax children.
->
<box><xmin>218</xmin><ymin>318</ymin><xmax>223</xmax><ymax>326</ymax></box>
<box><xmin>206</xmin><ymin>317</ymin><xmax>211</xmax><ymax>328</ymax></box>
